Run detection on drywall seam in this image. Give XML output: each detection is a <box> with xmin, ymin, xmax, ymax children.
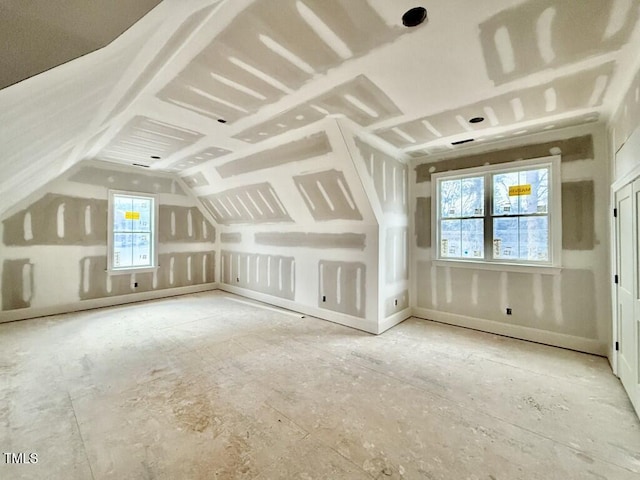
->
<box><xmin>216</xmin><ymin>131</ymin><xmax>332</xmax><ymax>178</ymax></box>
<box><xmin>255</xmin><ymin>232</ymin><xmax>366</xmax><ymax>249</ymax></box>
<box><xmin>335</xmin><ymin>119</ymin><xmax>385</xmax><ymax>224</ymax></box>
<box><xmin>174</xmin><ymin>174</ymin><xmax>219</xmax><ymax>229</ymax></box>
<box><xmin>0</xmin><ymin>283</ymin><xmax>218</xmax><ymax>323</ymax></box>
<box><xmin>3</xmin><ymin>194</ymin><xmax>108</xmax><ymax>246</ymax></box>
<box><xmin>561</xmin><ymin>180</ymin><xmax>595</xmax><ymax>249</ymax></box>
<box><xmin>412</xmin><ymin>307</ymin><xmax>606</xmax><ymax>356</ymax></box>
<box><xmin>68</xmin><ymin>165</ymin><xmax>187</xmax><ymax>195</ymax></box>
<box><xmin>220</xmin><ymin>232</ymin><xmax>242</xmax><ymax>243</ymax></box>
<box><xmin>415</xmin><ymin>135</ymin><xmax>595</xmax><ymax>182</ymax></box>
<box><xmin>1</xmin><ymin>259</ymin><xmax>34</xmax><ymax>310</ymax></box>
<box><xmin>414</xmin><ymin>197</ymin><xmax>431</xmax><ymax>248</ymax></box>
<box><xmin>318</xmin><ymin>260</ymin><xmax>366</xmax><ymax>317</ymax></box>
<box><xmin>293</xmin><ymin>169</ymin><xmax>363</xmax><ymax>221</ymax></box>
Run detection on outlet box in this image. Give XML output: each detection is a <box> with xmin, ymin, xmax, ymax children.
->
<box><xmin>394</xmin><ymin>299</ymin><xmax>398</xmax><ymax>306</ymax></box>
<box><xmin>322</xmin><ymin>295</ymin><xmax>326</xmax><ymax>302</ymax></box>
<box><xmin>236</xmin><ymin>277</ymin><xmax>239</xmax><ymax>282</ymax></box>
<box><xmin>134</xmin><ymin>282</ymin><xmax>138</xmax><ymax>287</ymax></box>
<box><xmin>506</xmin><ymin>307</ymin><xmax>512</xmax><ymax>315</ymax></box>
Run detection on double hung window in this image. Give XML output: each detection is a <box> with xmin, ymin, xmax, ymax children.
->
<box><xmin>107</xmin><ymin>191</ymin><xmax>158</xmax><ymax>273</ymax></box>
<box><xmin>433</xmin><ymin>156</ymin><xmax>561</xmax><ymax>267</ymax></box>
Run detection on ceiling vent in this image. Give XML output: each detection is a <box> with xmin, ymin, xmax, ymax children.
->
<box><xmin>451</xmin><ymin>138</ymin><xmax>474</xmax><ymax>146</ymax></box>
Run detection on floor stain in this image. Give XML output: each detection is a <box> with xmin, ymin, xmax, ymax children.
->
<box><xmin>169</xmin><ymin>384</ymin><xmax>213</xmax><ymax>433</ymax></box>
<box><xmin>214</xmin><ymin>433</ymin><xmax>253</xmax><ymax>479</ymax></box>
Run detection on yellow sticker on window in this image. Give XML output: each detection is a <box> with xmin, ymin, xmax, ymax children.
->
<box><xmin>508</xmin><ymin>184</ymin><xmax>531</xmax><ymax>196</ymax></box>
<box><xmin>125</xmin><ymin>211</ymin><xmax>140</xmax><ymax>220</ymax></box>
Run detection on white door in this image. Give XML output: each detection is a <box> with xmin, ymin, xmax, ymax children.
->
<box><xmin>616</xmin><ymin>181</ymin><xmax>639</xmax><ymax>416</ymax></box>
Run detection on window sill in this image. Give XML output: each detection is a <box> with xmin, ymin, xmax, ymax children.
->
<box><xmin>106</xmin><ymin>266</ymin><xmax>160</xmax><ymax>275</ymax></box>
<box><xmin>432</xmin><ymin>259</ymin><xmax>561</xmax><ymax>275</ymax></box>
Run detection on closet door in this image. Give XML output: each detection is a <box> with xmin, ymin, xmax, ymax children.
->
<box><xmin>616</xmin><ymin>181</ymin><xmax>639</xmax><ymax>416</ymax></box>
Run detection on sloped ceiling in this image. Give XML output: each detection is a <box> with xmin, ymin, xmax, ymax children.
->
<box><xmin>2</xmin><ymin>0</ymin><xmax>640</xmax><ymax>215</ymax></box>
<box><xmin>0</xmin><ymin>0</ymin><xmax>163</xmax><ymax>89</ymax></box>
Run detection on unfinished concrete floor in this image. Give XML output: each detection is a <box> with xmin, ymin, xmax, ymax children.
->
<box><xmin>1</xmin><ymin>291</ymin><xmax>639</xmax><ymax>479</ymax></box>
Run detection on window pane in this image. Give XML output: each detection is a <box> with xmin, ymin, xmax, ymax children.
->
<box><xmin>519</xmin><ymin>216</ymin><xmax>549</xmax><ymax>261</ymax></box>
<box><xmin>440</xmin><ymin>179</ymin><xmax>462</xmax><ymax>218</ymax></box>
<box><xmin>493</xmin><ymin>217</ymin><xmax>518</xmax><ymax>259</ymax></box>
<box><xmin>113</xmin><ymin>195</ymin><xmax>133</xmax><ymax>232</ymax></box>
<box><xmin>492</xmin><ymin>171</ymin><xmax>519</xmax><ymax>215</ymax></box>
<box><xmin>440</xmin><ymin>219</ymin><xmax>461</xmax><ymax>258</ymax></box>
<box><xmin>461</xmin><ymin>177</ymin><xmax>484</xmax><ymax>217</ymax></box>
<box><xmin>131</xmin><ymin>233</ymin><xmax>152</xmax><ymax>267</ymax></box>
<box><xmin>113</xmin><ymin>233</ymin><xmax>133</xmax><ymax>268</ymax></box>
<box><xmin>519</xmin><ymin>168</ymin><xmax>549</xmax><ymax>214</ymax></box>
<box><xmin>493</xmin><ymin>168</ymin><xmax>550</xmax><ymax>216</ymax></box>
<box><xmin>131</xmin><ymin>197</ymin><xmax>152</xmax><ymax>233</ymax></box>
<box><xmin>461</xmin><ymin>218</ymin><xmax>484</xmax><ymax>258</ymax></box>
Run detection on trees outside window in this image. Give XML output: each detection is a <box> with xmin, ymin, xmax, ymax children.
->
<box><xmin>108</xmin><ymin>191</ymin><xmax>158</xmax><ymax>272</ymax></box>
<box><xmin>433</xmin><ymin>156</ymin><xmax>560</xmax><ymax>267</ymax></box>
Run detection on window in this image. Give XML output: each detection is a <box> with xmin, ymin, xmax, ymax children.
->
<box><xmin>433</xmin><ymin>156</ymin><xmax>561</xmax><ymax>268</ymax></box>
<box><xmin>108</xmin><ymin>191</ymin><xmax>158</xmax><ymax>273</ymax></box>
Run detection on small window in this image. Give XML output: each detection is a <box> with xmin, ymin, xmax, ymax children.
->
<box><xmin>108</xmin><ymin>190</ymin><xmax>158</xmax><ymax>273</ymax></box>
<box><xmin>433</xmin><ymin>156</ymin><xmax>561</xmax><ymax>268</ymax></box>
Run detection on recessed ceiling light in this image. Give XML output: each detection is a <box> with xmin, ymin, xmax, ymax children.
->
<box><xmin>469</xmin><ymin>117</ymin><xmax>485</xmax><ymax>124</ymax></box>
<box><xmin>451</xmin><ymin>138</ymin><xmax>474</xmax><ymax>145</ymax></box>
<box><xmin>218</xmin><ymin>119</ymin><xmax>227</xmax><ymax>124</ymax></box>
<box><xmin>402</xmin><ymin>7</ymin><xmax>427</xmax><ymax>27</ymax></box>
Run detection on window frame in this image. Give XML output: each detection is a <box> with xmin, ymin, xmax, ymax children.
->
<box><xmin>431</xmin><ymin>155</ymin><xmax>562</xmax><ymax>272</ymax></box>
<box><xmin>107</xmin><ymin>189</ymin><xmax>159</xmax><ymax>275</ymax></box>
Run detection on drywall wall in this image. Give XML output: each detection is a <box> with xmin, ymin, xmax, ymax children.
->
<box><xmin>0</xmin><ymin>160</ymin><xmax>216</xmax><ymax>321</ymax></box>
<box><xmin>611</xmin><ymin>60</ymin><xmax>640</xmax><ymax>181</ymax></box>
<box><xmin>339</xmin><ymin>120</ymin><xmax>411</xmax><ymax>331</ymax></box>
<box><xmin>183</xmin><ymin>119</ymin><xmax>382</xmax><ymax>333</ymax></box>
<box><xmin>609</xmin><ymin>59</ymin><xmax>640</xmax><ymax>366</ymax></box>
<box><xmin>411</xmin><ymin>123</ymin><xmax>611</xmax><ymax>355</ymax></box>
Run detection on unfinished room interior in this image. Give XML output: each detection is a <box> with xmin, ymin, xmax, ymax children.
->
<box><xmin>3</xmin><ymin>0</ymin><xmax>640</xmax><ymax>478</ymax></box>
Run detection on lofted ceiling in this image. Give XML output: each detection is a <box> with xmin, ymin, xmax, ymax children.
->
<box><xmin>0</xmin><ymin>0</ymin><xmax>163</xmax><ymax>90</ymax></box>
<box><xmin>1</xmin><ymin>0</ymin><xmax>640</xmax><ymax>214</ymax></box>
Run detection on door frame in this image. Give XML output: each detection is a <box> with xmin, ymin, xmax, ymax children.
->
<box><xmin>611</xmin><ymin>162</ymin><xmax>640</xmax><ymax>376</ymax></box>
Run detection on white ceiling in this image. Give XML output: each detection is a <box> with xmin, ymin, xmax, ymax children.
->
<box><xmin>1</xmin><ymin>0</ymin><xmax>640</xmax><ymax>214</ymax></box>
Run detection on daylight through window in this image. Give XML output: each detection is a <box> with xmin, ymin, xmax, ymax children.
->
<box><xmin>434</xmin><ymin>156</ymin><xmax>560</xmax><ymax>266</ymax></box>
<box><xmin>108</xmin><ymin>191</ymin><xmax>157</xmax><ymax>271</ymax></box>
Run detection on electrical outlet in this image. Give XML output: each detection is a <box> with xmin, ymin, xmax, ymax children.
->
<box><xmin>322</xmin><ymin>295</ymin><xmax>326</xmax><ymax>302</ymax></box>
<box><xmin>134</xmin><ymin>282</ymin><xmax>138</xmax><ymax>287</ymax></box>
<box><xmin>506</xmin><ymin>307</ymin><xmax>512</xmax><ymax>315</ymax></box>
<box><xmin>236</xmin><ymin>277</ymin><xmax>240</xmax><ymax>282</ymax></box>
<box><xmin>394</xmin><ymin>299</ymin><xmax>398</xmax><ymax>306</ymax></box>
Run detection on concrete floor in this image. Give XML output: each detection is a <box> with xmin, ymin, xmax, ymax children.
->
<box><xmin>1</xmin><ymin>291</ymin><xmax>639</xmax><ymax>480</ymax></box>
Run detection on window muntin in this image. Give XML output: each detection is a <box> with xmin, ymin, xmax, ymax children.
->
<box><xmin>434</xmin><ymin>157</ymin><xmax>559</xmax><ymax>267</ymax></box>
<box><xmin>439</xmin><ymin>176</ymin><xmax>485</xmax><ymax>259</ymax></box>
<box><xmin>108</xmin><ymin>191</ymin><xmax>157</xmax><ymax>272</ymax></box>
<box><xmin>491</xmin><ymin>166</ymin><xmax>550</xmax><ymax>262</ymax></box>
